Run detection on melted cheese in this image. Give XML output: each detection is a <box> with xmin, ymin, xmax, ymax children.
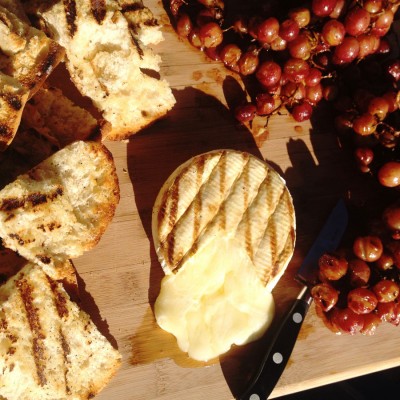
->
<box><xmin>154</xmin><ymin>237</ymin><xmax>275</xmax><ymax>362</ymax></box>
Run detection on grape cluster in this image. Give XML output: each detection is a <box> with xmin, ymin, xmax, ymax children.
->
<box><xmin>311</xmin><ymin>201</ymin><xmax>400</xmax><ymax>335</ymax></box>
<box><xmin>168</xmin><ymin>0</ymin><xmax>399</xmax><ymax>121</ymax></box>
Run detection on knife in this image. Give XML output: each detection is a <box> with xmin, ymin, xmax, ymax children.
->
<box><xmin>237</xmin><ymin>198</ymin><xmax>349</xmax><ymax>400</ymax></box>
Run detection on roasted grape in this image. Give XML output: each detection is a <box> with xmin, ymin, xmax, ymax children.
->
<box><xmin>256</xmin><ymin>60</ymin><xmax>282</xmax><ymax>88</ymax></box>
<box><xmin>360</xmin><ymin>313</ymin><xmax>381</xmax><ymax>335</ymax></box>
<box><xmin>348</xmin><ymin>258</ymin><xmax>371</xmax><ymax>287</ymax></box>
<box><xmin>353</xmin><ymin>236</ymin><xmax>383</xmax><ymax>262</ymax></box>
<box><xmin>378</xmin><ymin>162</ymin><xmax>400</xmax><ymax>188</ymax></box>
<box><xmin>311</xmin><ymin>283</ymin><xmax>339</xmax><ymax>312</ymax></box>
<box><xmin>347</xmin><ymin>288</ymin><xmax>378</xmax><ymax>314</ymax></box>
<box><xmin>330</xmin><ymin>307</ymin><xmax>364</xmax><ymax>335</ymax></box>
<box><xmin>373</xmin><ymin>279</ymin><xmax>400</xmax><ymax>303</ymax></box>
<box><xmin>319</xmin><ymin>253</ymin><xmax>348</xmax><ymax>281</ymax></box>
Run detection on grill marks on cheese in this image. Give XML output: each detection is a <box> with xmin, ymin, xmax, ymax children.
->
<box><xmin>156</xmin><ymin>151</ymin><xmax>295</xmax><ymax>287</ymax></box>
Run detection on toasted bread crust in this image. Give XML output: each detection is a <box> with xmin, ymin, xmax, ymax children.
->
<box><xmin>0</xmin><ymin>263</ymin><xmax>122</xmax><ymax>400</ymax></box>
<box><xmin>23</xmin><ymin>0</ymin><xmax>175</xmax><ymax>140</ymax></box>
<box><xmin>0</xmin><ymin>72</ymin><xmax>29</xmax><ymax>150</ymax></box>
<box><xmin>22</xmin><ymin>85</ymin><xmax>106</xmax><ymax>148</ymax></box>
<box><xmin>0</xmin><ymin>5</ymin><xmax>65</xmax><ymax>98</ymax></box>
<box><xmin>0</xmin><ymin>141</ymin><xmax>120</xmax><ymax>278</ymax></box>
<box><xmin>152</xmin><ymin>150</ymin><xmax>296</xmax><ymax>289</ymax></box>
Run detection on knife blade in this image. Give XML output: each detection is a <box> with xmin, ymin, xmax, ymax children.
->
<box><xmin>237</xmin><ymin>199</ymin><xmax>349</xmax><ymax>400</ymax></box>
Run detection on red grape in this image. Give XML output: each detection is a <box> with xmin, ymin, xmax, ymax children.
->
<box><xmin>347</xmin><ymin>288</ymin><xmax>378</xmax><ymax>314</ymax></box>
<box><xmin>383</xmin><ymin>204</ymin><xmax>400</xmax><ymax>233</ymax></box>
<box><xmin>378</xmin><ymin>162</ymin><xmax>400</xmax><ymax>188</ymax></box>
<box><xmin>220</xmin><ymin>44</ymin><xmax>242</xmax><ymax>69</ymax></box>
<box><xmin>344</xmin><ymin>6</ymin><xmax>371</xmax><ymax>37</ymax></box>
<box><xmin>357</xmin><ymin>34</ymin><xmax>380</xmax><ymax>58</ymax></box>
<box><xmin>373</xmin><ymin>280</ymin><xmax>400</xmax><ymax>303</ymax></box>
<box><xmin>271</xmin><ymin>36</ymin><xmax>287</xmax><ymax>51</ymax></box>
<box><xmin>382</xmin><ymin>91</ymin><xmax>399</xmax><ymax>113</ymax></box>
<box><xmin>283</xmin><ymin>58</ymin><xmax>310</xmax><ymax>83</ymax></box>
<box><xmin>370</xmin><ymin>9</ymin><xmax>394</xmax><ymax>37</ymax></box>
<box><xmin>188</xmin><ymin>28</ymin><xmax>202</xmax><ymax>48</ymax></box>
<box><xmin>288</xmin><ymin>7</ymin><xmax>311</xmax><ymax>28</ymax></box>
<box><xmin>353</xmin><ymin>236</ymin><xmax>383</xmax><ymax>262</ymax></box>
<box><xmin>279</xmin><ymin>19</ymin><xmax>300</xmax><ymax>42</ymax></box>
<box><xmin>312</xmin><ymin>0</ymin><xmax>338</xmax><ymax>17</ymax></box>
<box><xmin>329</xmin><ymin>0</ymin><xmax>346</xmax><ymax>18</ymax></box>
<box><xmin>363</xmin><ymin>0</ymin><xmax>384</xmax><ymax>14</ymax></box>
<box><xmin>287</xmin><ymin>33</ymin><xmax>312</xmax><ymax>59</ymax></box>
<box><xmin>375</xmin><ymin>252</ymin><xmax>395</xmax><ymax>271</ymax></box>
<box><xmin>360</xmin><ymin>313</ymin><xmax>381</xmax><ymax>335</ymax></box>
<box><xmin>376</xmin><ymin>302</ymin><xmax>400</xmax><ymax>325</ymax></box>
<box><xmin>291</xmin><ymin>101</ymin><xmax>313</xmax><ymax>122</ymax></box>
<box><xmin>176</xmin><ymin>13</ymin><xmax>193</xmax><ymax>38</ymax></box>
<box><xmin>238</xmin><ymin>50</ymin><xmax>259</xmax><ymax>75</ymax></box>
<box><xmin>255</xmin><ymin>92</ymin><xmax>276</xmax><ymax>115</ymax></box>
<box><xmin>322</xmin><ymin>20</ymin><xmax>345</xmax><ymax>46</ymax></box>
<box><xmin>332</xmin><ymin>36</ymin><xmax>360</xmax><ymax>64</ymax></box>
<box><xmin>305</xmin><ymin>83</ymin><xmax>323</xmax><ymax>105</ymax></box>
<box><xmin>304</xmin><ymin>68</ymin><xmax>322</xmax><ymax>87</ymax></box>
<box><xmin>257</xmin><ymin>17</ymin><xmax>280</xmax><ymax>44</ymax></box>
<box><xmin>348</xmin><ymin>258</ymin><xmax>371</xmax><ymax>287</ymax></box>
<box><xmin>352</xmin><ymin>113</ymin><xmax>377</xmax><ymax>136</ymax></box>
<box><xmin>199</xmin><ymin>22</ymin><xmax>223</xmax><ymax>48</ymax></box>
<box><xmin>235</xmin><ymin>103</ymin><xmax>257</xmax><ymax>122</ymax></box>
<box><xmin>256</xmin><ymin>60</ymin><xmax>282</xmax><ymax>88</ymax></box>
<box><xmin>354</xmin><ymin>147</ymin><xmax>374</xmax><ymax>167</ymax></box>
<box><xmin>367</xmin><ymin>97</ymin><xmax>389</xmax><ymax>120</ymax></box>
<box><xmin>311</xmin><ymin>283</ymin><xmax>339</xmax><ymax>312</ymax></box>
<box><xmin>282</xmin><ymin>82</ymin><xmax>306</xmax><ymax>106</ymax></box>
<box><xmin>319</xmin><ymin>253</ymin><xmax>348</xmax><ymax>281</ymax></box>
<box><xmin>330</xmin><ymin>307</ymin><xmax>364</xmax><ymax>335</ymax></box>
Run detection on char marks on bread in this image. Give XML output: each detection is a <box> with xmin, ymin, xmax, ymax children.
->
<box><xmin>0</xmin><ymin>140</ymin><xmax>120</xmax><ymax>280</ymax></box>
<box><xmin>23</xmin><ymin>0</ymin><xmax>176</xmax><ymax>141</ymax></box>
<box><xmin>0</xmin><ymin>4</ymin><xmax>64</xmax><ymax>150</ymax></box>
<box><xmin>0</xmin><ymin>72</ymin><xmax>29</xmax><ymax>151</ymax></box>
<box><xmin>0</xmin><ymin>5</ymin><xmax>65</xmax><ymax>98</ymax></box>
<box><xmin>0</xmin><ymin>262</ymin><xmax>122</xmax><ymax>400</ymax></box>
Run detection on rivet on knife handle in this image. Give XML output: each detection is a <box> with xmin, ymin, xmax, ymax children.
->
<box><xmin>237</xmin><ymin>286</ymin><xmax>312</xmax><ymax>400</ymax></box>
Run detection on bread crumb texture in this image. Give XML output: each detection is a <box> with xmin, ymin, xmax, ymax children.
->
<box><xmin>0</xmin><ymin>141</ymin><xmax>120</xmax><ymax>278</ymax></box>
<box><xmin>24</xmin><ymin>0</ymin><xmax>176</xmax><ymax>140</ymax></box>
<box><xmin>0</xmin><ymin>262</ymin><xmax>122</xmax><ymax>400</ymax></box>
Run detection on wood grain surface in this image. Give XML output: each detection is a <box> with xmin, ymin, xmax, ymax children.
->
<box><xmin>67</xmin><ymin>1</ymin><xmax>400</xmax><ymax>399</ymax></box>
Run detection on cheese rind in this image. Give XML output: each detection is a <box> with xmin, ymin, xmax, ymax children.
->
<box><xmin>152</xmin><ymin>149</ymin><xmax>295</xmax><ymax>361</ymax></box>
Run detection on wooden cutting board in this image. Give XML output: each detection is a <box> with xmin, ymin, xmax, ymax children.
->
<box><xmin>69</xmin><ymin>1</ymin><xmax>400</xmax><ymax>399</ymax></box>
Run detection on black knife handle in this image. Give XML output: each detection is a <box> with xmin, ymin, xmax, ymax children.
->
<box><xmin>237</xmin><ymin>286</ymin><xmax>313</xmax><ymax>400</ymax></box>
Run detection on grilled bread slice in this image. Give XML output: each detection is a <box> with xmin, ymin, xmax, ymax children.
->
<box><xmin>22</xmin><ymin>85</ymin><xmax>109</xmax><ymax>148</ymax></box>
<box><xmin>0</xmin><ymin>5</ymin><xmax>65</xmax><ymax>98</ymax></box>
<box><xmin>0</xmin><ymin>0</ymin><xmax>29</xmax><ymax>23</ymax></box>
<box><xmin>24</xmin><ymin>0</ymin><xmax>175</xmax><ymax>141</ymax></box>
<box><xmin>0</xmin><ymin>127</ymin><xmax>57</xmax><ymax>189</ymax></box>
<box><xmin>152</xmin><ymin>149</ymin><xmax>296</xmax><ymax>291</ymax></box>
<box><xmin>0</xmin><ymin>140</ymin><xmax>120</xmax><ymax>279</ymax></box>
<box><xmin>0</xmin><ymin>71</ymin><xmax>29</xmax><ymax>151</ymax></box>
<box><xmin>0</xmin><ymin>262</ymin><xmax>121</xmax><ymax>400</ymax></box>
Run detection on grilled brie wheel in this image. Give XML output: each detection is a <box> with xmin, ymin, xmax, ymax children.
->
<box><xmin>152</xmin><ymin>150</ymin><xmax>296</xmax><ymax>361</ymax></box>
